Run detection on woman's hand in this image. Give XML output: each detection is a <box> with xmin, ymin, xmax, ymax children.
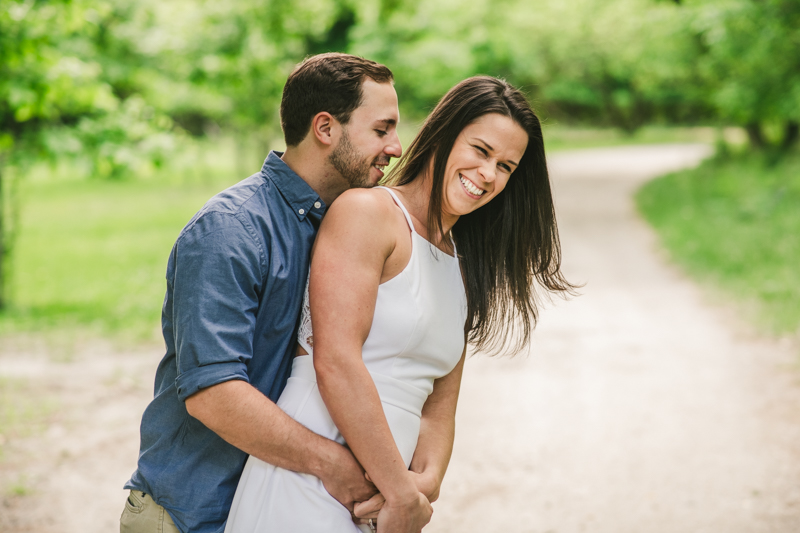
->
<box><xmin>353</xmin><ymin>470</ymin><xmax>439</xmax><ymax>521</ymax></box>
<box><xmin>376</xmin><ymin>489</ymin><xmax>432</xmax><ymax>533</ymax></box>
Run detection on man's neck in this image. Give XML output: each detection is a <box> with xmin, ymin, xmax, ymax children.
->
<box><xmin>280</xmin><ymin>146</ymin><xmax>346</xmax><ymax>207</ymax></box>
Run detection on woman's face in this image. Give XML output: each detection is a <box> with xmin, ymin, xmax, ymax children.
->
<box><xmin>441</xmin><ymin>113</ymin><xmax>528</xmax><ymax>220</ymax></box>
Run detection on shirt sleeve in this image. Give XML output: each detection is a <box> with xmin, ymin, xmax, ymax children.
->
<box><xmin>170</xmin><ymin>211</ymin><xmax>267</xmax><ymax>402</ymax></box>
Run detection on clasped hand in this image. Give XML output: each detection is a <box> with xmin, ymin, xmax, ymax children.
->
<box><xmin>352</xmin><ymin>472</ymin><xmax>437</xmax><ymax>532</ymax></box>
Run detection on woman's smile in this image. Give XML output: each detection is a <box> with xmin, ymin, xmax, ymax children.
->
<box><xmin>458</xmin><ymin>173</ymin><xmax>485</xmax><ymax>198</ymax></box>
<box><xmin>442</xmin><ymin>113</ymin><xmax>528</xmax><ymax>220</ymax></box>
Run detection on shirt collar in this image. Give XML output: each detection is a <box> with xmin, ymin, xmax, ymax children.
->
<box><xmin>261</xmin><ymin>151</ymin><xmax>327</xmax><ymax>222</ymax></box>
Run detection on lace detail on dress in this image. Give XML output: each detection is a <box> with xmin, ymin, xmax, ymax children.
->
<box><xmin>296</xmin><ymin>273</ymin><xmax>314</xmax><ymax>355</ymax></box>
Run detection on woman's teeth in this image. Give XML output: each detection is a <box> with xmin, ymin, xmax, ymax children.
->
<box><xmin>460</xmin><ymin>175</ymin><xmax>484</xmax><ymax>196</ymax></box>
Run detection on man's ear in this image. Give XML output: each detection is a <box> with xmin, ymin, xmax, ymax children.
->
<box><xmin>310</xmin><ymin>112</ymin><xmax>336</xmax><ymax>146</ymax></box>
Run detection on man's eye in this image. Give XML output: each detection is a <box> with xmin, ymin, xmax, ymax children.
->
<box><xmin>375</xmin><ymin>130</ymin><xmax>387</xmax><ymax>137</ymax></box>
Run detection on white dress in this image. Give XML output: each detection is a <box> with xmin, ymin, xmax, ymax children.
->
<box><xmin>225</xmin><ymin>187</ymin><xmax>467</xmax><ymax>533</ymax></box>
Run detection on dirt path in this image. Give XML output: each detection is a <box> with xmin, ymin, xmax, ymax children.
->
<box><xmin>427</xmin><ymin>144</ymin><xmax>800</xmax><ymax>533</ymax></box>
<box><xmin>2</xmin><ymin>144</ymin><xmax>799</xmax><ymax>532</ymax></box>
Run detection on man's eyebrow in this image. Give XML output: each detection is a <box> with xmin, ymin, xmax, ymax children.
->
<box><xmin>376</xmin><ymin>118</ymin><xmax>397</xmax><ymax>127</ymax></box>
<box><xmin>476</xmin><ymin>137</ymin><xmax>519</xmax><ymax>167</ymax></box>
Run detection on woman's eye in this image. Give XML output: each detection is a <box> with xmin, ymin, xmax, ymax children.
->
<box><xmin>499</xmin><ymin>163</ymin><xmax>512</xmax><ymax>173</ymax></box>
<box><xmin>474</xmin><ymin>145</ymin><xmax>488</xmax><ymax>156</ymax></box>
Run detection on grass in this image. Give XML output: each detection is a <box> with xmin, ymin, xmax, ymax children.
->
<box><xmin>636</xmin><ymin>150</ymin><xmax>800</xmax><ymax>335</ymax></box>
<box><xmin>542</xmin><ymin>124</ymin><xmax>743</xmax><ymax>152</ymax></box>
<box><xmin>7</xmin><ymin>476</ymin><xmax>33</xmax><ymax>497</ymax></box>
<box><xmin>0</xmin><ymin>125</ymin><xmax>762</xmax><ymax>342</ymax></box>
<box><xmin>0</xmin><ymin>136</ymin><xmax>257</xmax><ymax>341</ymax></box>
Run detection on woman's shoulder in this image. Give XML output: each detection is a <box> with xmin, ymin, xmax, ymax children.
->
<box><xmin>325</xmin><ymin>187</ymin><xmax>402</xmax><ymax>225</ymax></box>
<box><xmin>331</xmin><ymin>186</ymin><xmax>396</xmax><ymax>210</ymax></box>
<box><xmin>317</xmin><ymin>187</ymin><xmax>408</xmax><ymax>261</ymax></box>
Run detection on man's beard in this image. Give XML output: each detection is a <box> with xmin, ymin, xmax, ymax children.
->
<box><xmin>328</xmin><ymin>128</ymin><xmax>375</xmax><ymax>189</ymax></box>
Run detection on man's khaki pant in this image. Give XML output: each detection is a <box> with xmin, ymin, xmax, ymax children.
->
<box><xmin>120</xmin><ymin>490</ymin><xmax>180</xmax><ymax>533</ymax></box>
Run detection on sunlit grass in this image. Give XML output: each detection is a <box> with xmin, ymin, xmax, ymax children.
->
<box><xmin>0</xmin><ymin>126</ymin><xmax>734</xmax><ymax>341</ymax></box>
<box><xmin>543</xmin><ymin>124</ymin><xmax>744</xmax><ymax>152</ymax></box>
<box><xmin>636</xmin><ymin>151</ymin><xmax>800</xmax><ymax>335</ymax></box>
<box><xmin>0</xmin><ymin>136</ymin><xmax>259</xmax><ymax>340</ymax></box>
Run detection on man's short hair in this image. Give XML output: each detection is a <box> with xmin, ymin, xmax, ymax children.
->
<box><xmin>280</xmin><ymin>53</ymin><xmax>394</xmax><ymax>147</ymax></box>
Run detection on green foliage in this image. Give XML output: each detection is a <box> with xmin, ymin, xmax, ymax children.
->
<box><xmin>688</xmin><ymin>0</ymin><xmax>800</xmax><ymax>150</ymax></box>
<box><xmin>2</xmin><ymin>0</ymin><xmax>799</xmax><ymax>328</ymax></box>
<box><xmin>4</xmin><ymin>0</ymin><xmax>798</xmax><ymax>159</ymax></box>
<box><xmin>692</xmin><ymin>0</ymin><xmax>800</xmax><ymax>124</ymax></box>
<box><xmin>0</xmin><ymin>0</ymin><xmax>177</xmax><ymax>174</ymax></box>
<box><xmin>637</xmin><ymin>151</ymin><xmax>800</xmax><ymax>334</ymax></box>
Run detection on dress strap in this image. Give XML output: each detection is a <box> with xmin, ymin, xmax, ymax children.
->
<box><xmin>375</xmin><ymin>186</ymin><xmax>416</xmax><ymax>233</ymax></box>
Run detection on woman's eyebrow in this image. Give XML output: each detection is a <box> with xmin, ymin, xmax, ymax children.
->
<box><xmin>474</xmin><ymin>137</ymin><xmax>494</xmax><ymax>152</ymax></box>
<box><xmin>475</xmin><ymin>137</ymin><xmax>519</xmax><ymax>167</ymax></box>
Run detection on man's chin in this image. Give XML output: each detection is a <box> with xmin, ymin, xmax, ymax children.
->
<box><xmin>368</xmin><ymin>166</ymin><xmax>385</xmax><ymax>186</ymax></box>
<box><xmin>349</xmin><ymin>172</ymin><xmax>380</xmax><ymax>189</ymax></box>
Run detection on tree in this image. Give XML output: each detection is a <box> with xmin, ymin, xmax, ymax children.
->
<box><xmin>0</xmin><ymin>0</ymin><xmax>174</xmax><ymax>308</ymax></box>
<box><xmin>690</xmin><ymin>0</ymin><xmax>800</xmax><ymax>151</ymax></box>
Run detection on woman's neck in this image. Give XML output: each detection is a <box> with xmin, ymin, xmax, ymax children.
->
<box><xmin>393</xmin><ymin>172</ymin><xmax>458</xmax><ymax>244</ymax></box>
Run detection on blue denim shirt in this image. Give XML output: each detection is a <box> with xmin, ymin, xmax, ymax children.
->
<box><xmin>124</xmin><ymin>152</ymin><xmax>326</xmax><ymax>533</ymax></box>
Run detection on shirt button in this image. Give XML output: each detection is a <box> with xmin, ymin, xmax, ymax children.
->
<box><xmin>298</xmin><ymin>208</ymin><xmax>305</xmax><ymax>215</ymax></box>
<box><xmin>314</xmin><ymin>201</ymin><xmax>321</xmax><ymax>209</ymax></box>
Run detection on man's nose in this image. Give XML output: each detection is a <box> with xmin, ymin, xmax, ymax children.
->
<box><xmin>385</xmin><ymin>131</ymin><xmax>402</xmax><ymax>159</ymax></box>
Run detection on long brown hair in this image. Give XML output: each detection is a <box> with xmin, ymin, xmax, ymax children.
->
<box><xmin>388</xmin><ymin>76</ymin><xmax>575</xmax><ymax>355</ymax></box>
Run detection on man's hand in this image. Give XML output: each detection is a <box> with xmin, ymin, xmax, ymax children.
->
<box><xmin>376</xmin><ymin>491</ymin><xmax>432</xmax><ymax>533</ymax></box>
<box><xmin>353</xmin><ymin>492</ymin><xmax>384</xmax><ymax>524</ymax></box>
<box><xmin>318</xmin><ymin>444</ymin><xmax>378</xmax><ymax>512</ymax></box>
<box><xmin>353</xmin><ymin>471</ymin><xmax>439</xmax><ymax>525</ymax></box>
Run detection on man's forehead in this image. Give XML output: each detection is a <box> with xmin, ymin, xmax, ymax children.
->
<box><xmin>358</xmin><ymin>79</ymin><xmax>399</xmax><ymax>112</ymax></box>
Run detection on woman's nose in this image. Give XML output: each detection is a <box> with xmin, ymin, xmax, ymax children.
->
<box><xmin>478</xmin><ymin>160</ymin><xmax>497</xmax><ymax>183</ymax></box>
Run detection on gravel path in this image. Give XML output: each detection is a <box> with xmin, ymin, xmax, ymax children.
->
<box><xmin>426</xmin><ymin>144</ymin><xmax>800</xmax><ymax>533</ymax></box>
<box><xmin>1</xmin><ymin>144</ymin><xmax>798</xmax><ymax>532</ymax></box>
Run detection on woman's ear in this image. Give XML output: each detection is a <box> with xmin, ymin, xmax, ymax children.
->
<box><xmin>310</xmin><ymin>112</ymin><xmax>336</xmax><ymax>146</ymax></box>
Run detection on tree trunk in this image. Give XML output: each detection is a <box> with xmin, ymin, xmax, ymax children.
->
<box><xmin>781</xmin><ymin>121</ymin><xmax>799</xmax><ymax>151</ymax></box>
<box><xmin>745</xmin><ymin>122</ymin><xmax>766</xmax><ymax>149</ymax></box>
<box><xmin>0</xmin><ymin>161</ymin><xmax>5</xmax><ymax>310</ymax></box>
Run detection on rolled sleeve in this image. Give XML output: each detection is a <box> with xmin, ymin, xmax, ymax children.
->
<box><xmin>170</xmin><ymin>211</ymin><xmax>267</xmax><ymax>402</ymax></box>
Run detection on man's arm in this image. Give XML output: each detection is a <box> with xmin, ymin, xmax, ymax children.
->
<box><xmin>170</xmin><ymin>213</ymin><xmax>375</xmax><ymax>510</ymax></box>
<box><xmin>185</xmin><ymin>380</ymin><xmax>375</xmax><ymax>510</ymax></box>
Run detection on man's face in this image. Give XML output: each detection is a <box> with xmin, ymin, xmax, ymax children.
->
<box><xmin>328</xmin><ymin>79</ymin><xmax>402</xmax><ymax>188</ymax></box>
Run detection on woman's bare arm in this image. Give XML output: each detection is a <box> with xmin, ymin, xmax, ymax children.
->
<box><xmin>408</xmin><ymin>346</ymin><xmax>465</xmax><ymax>500</ymax></box>
<box><xmin>311</xmin><ymin>189</ymin><xmax>432</xmax><ymax>532</ymax></box>
<box><xmin>353</xmin><ymin>347</ymin><xmax>466</xmax><ymax>520</ymax></box>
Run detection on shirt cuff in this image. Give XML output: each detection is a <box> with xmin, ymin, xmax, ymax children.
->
<box><xmin>175</xmin><ymin>362</ymin><xmax>249</xmax><ymax>402</ymax></box>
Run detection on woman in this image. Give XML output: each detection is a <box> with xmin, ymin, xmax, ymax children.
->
<box><xmin>225</xmin><ymin>76</ymin><xmax>574</xmax><ymax>532</ymax></box>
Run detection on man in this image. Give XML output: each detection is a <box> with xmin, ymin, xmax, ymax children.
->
<box><xmin>120</xmin><ymin>53</ymin><xmax>405</xmax><ymax>533</ymax></box>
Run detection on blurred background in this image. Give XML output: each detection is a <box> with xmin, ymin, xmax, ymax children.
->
<box><xmin>1</xmin><ymin>0</ymin><xmax>798</xmax><ymax>339</ymax></box>
<box><xmin>1</xmin><ymin>0</ymin><xmax>799</xmax><ymax>530</ymax></box>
